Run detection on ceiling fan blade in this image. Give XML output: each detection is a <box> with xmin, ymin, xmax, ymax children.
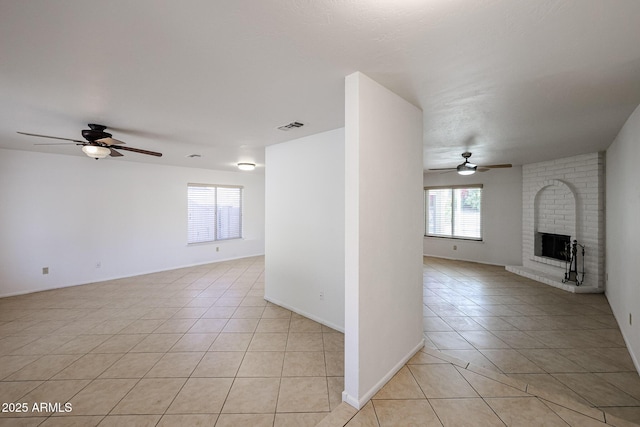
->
<box><xmin>109</xmin><ymin>148</ymin><xmax>124</xmax><ymax>157</ymax></box>
<box><xmin>428</xmin><ymin>167</ymin><xmax>457</xmax><ymax>171</ymax></box>
<box><xmin>112</xmin><ymin>145</ymin><xmax>162</xmax><ymax>157</ymax></box>
<box><xmin>17</xmin><ymin>131</ymin><xmax>85</xmax><ymax>143</ymax></box>
<box><xmin>96</xmin><ymin>137</ymin><xmax>126</xmax><ymax>146</ymax></box>
<box><xmin>481</xmin><ymin>164</ymin><xmax>512</xmax><ymax>168</ymax></box>
<box><xmin>33</xmin><ymin>142</ymin><xmax>81</xmax><ymax>146</ymax></box>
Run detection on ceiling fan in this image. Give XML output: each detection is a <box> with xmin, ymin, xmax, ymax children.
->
<box><xmin>428</xmin><ymin>152</ymin><xmax>512</xmax><ymax>176</ymax></box>
<box><xmin>17</xmin><ymin>124</ymin><xmax>162</xmax><ymax>159</ymax></box>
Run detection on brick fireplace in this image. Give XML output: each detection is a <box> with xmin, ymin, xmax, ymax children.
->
<box><xmin>507</xmin><ymin>152</ymin><xmax>605</xmax><ymax>293</ymax></box>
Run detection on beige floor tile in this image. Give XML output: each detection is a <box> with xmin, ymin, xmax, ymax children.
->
<box><xmin>188</xmin><ymin>318</ymin><xmax>228</xmax><ymax>334</ymax></box>
<box><xmin>248</xmin><ymin>333</ymin><xmax>288</xmax><ymax>351</ymax></box>
<box><xmin>325</xmin><ymin>351</ymin><xmax>345</xmax><ymax>377</ymax></box>
<box><xmin>216</xmin><ymin>414</ymin><xmax>274</xmax><ymax>426</ymax></box>
<box><xmin>286</xmin><ymin>332</ymin><xmax>324</xmax><ymax>351</ymax></box>
<box><xmin>6</xmin><ymin>354</ymin><xmax>81</xmax><ymax>381</ymax></box>
<box><xmin>409</xmin><ymin>364</ymin><xmax>478</xmax><ymax>398</ymax></box>
<box><xmin>209</xmin><ymin>333</ymin><xmax>253</xmax><ymax>351</ymax></box>
<box><xmin>261</xmin><ymin>306</ymin><xmax>292</xmax><ymax>319</ymax></box>
<box><xmin>167</xmin><ymin>377</ymin><xmax>233</xmax><ymax>414</ymax></box>
<box><xmin>95</xmin><ymin>414</ymin><xmax>161</xmax><ymax>426</ymax></box>
<box><xmin>459</xmin><ymin>330</ymin><xmax>511</xmax><ymax>349</ymax></box>
<box><xmin>0</xmin><ymin>381</ymin><xmax>43</xmax><ymax>403</ymax></box>
<box><xmin>222</xmin><ymin>378</ymin><xmax>280</xmax><ymax>413</ymax></box>
<box><xmin>343</xmin><ymin>401</ymin><xmax>379</xmax><ymax>427</ymax></box>
<box><xmin>327</xmin><ymin>376</ymin><xmax>344</xmax><ymax>410</ymax></box>
<box><xmin>457</xmin><ymin>368</ymin><xmax>529</xmax><ymax>398</ymax></box>
<box><xmin>201</xmin><ymin>306</ymin><xmax>236</xmax><ymax>319</ymax></box>
<box><xmin>232</xmin><ymin>306</ymin><xmax>266</xmax><ymax>319</ymax></box>
<box><xmin>111</xmin><ymin>378</ymin><xmax>186</xmax><ymax>414</ymax></box>
<box><xmin>290</xmin><ymin>317</ymin><xmax>323</xmax><ymax>332</ymax></box>
<box><xmin>117</xmin><ymin>319</ymin><xmax>166</xmax><ymax>334</ymax></box>
<box><xmin>38</xmin><ymin>415</ymin><xmax>103</xmax><ymax>426</ymax></box>
<box><xmin>373</xmin><ymin>366</ymin><xmax>424</xmax><ymax>400</ymax></box>
<box><xmin>479</xmin><ymin>349</ymin><xmax>545</xmax><ymax>374</ymax></box>
<box><xmin>277</xmin><ymin>377</ymin><xmax>330</xmax><ymax>413</ymax></box>
<box><xmin>152</xmin><ymin>318</ymin><xmax>197</xmax><ymax>334</ymax></box>
<box><xmin>430</xmin><ymin>397</ymin><xmax>506</xmax><ymax>426</ymax></box>
<box><xmin>322</xmin><ymin>333</ymin><xmax>344</xmax><ymax>352</ymax></box>
<box><xmin>275</xmin><ymin>412</ymin><xmax>329</xmax><ymax>427</ymax></box>
<box><xmin>172</xmin><ymin>307</ymin><xmax>208</xmax><ymax>318</ymax></box>
<box><xmin>19</xmin><ymin>379</ymin><xmax>91</xmax><ymax>415</ymax></box>
<box><xmin>130</xmin><ymin>334</ymin><xmax>181</xmax><ymax>353</ymax></box>
<box><xmin>602</xmin><ymin>407</ymin><xmax>640</xmax><ymax>426</ymax></box>
<box><xmin>91</xmin><ymin>335</ymin><xmax>146</xmax><ymax>354</ymax></box>
<box><xmin>221</xmin><ymin>318</ymin><xmax>259</xmax><ymax>333</ymax></box>
<box><xmin>407</xmin><ymin>350</ymin><xmax>451</xmax><ymax>365</ymax></box>
<box><xmin>485</xmin><ymin>397</ymin><xmax>571</xmax><ymax>426</ymax></box>
<box><xmin>256</xmin><ymin>318</ymin><xmax>290</xmax><ymax>333</ymax></box>
<box><xmin>9</xmin><ymin>335</ymin><xmax>76</xmax><ymax>356</ymax></box>
<box><xmin>156</xmin><ymin>414</ymin><xmax>217</xmax><ymax>427</ymax></box>
<box><xmin>237</xmin><ymin>351</ymin><xmax>284</xmax><ymax>377</ymax></box>
<box><xmin>373</xmin><ymin>399</ymin><xmax>442</xmax><ymax>427</ymax></box>
<box><xmin>60</xmin><ymin>378</ymin><xmax>137</xmax><ymax>415</ymax></box>
<box><xmin>542</xmin><ymin>401</ymin><xmax>608</xmax><ymax>427</ymax></box>
<box><xmin>192</xmin><ymin>351</ymin><xmax>244</xmax><ymax>377</ymax></box>
<box><xmin>169</xmin><ymin>333</ymin><xmax>218</xmax><ymax>352</ymax></box>
<box><xmin>52</xmin><ymin>335</ymin><xmax>111</xmax><ymax>354</ymax></box>
<box><xmin>0</xmin><ymin>355</ymin><xmax>41</xmax><ymax>379</ymax></box>
<box><xmin>52</xmin><ymin>353</ymin><xmax>123</xmax><ymax>380</ymax></box>
<box><xmin>144</xmin><ymin>352</ymin><xmax>203</xmax><ymax>378</ymax></box>
<box><xmin>595</xmin><ymin>372</ymin><xmax>640</xmax><ymax>401</ymax></box>
<box><xmin>426</xmin><ymin>331</ymin><xmax>475</xmax><ymax>350</ymax></box>
<box><xmin>99</xmin><ymin>353</ymin><xmax>163</xmax><ymax>379</ymax></box>
<box><xmin>553</xmin><ymin>373</ymin><xmax>640</xmax><ymax>407</ymax></box>
<box><xmin>283</xmin><ymin>352</ymin><xmax>326</xmax><ymax>377</ymax></box>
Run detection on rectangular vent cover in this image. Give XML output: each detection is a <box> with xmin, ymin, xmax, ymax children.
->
<box><xmin>277</xmin><ymin>121</ymin><xmax>304</xmax><ymax>131</ymax></box>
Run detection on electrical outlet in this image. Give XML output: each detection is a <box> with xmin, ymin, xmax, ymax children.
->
<box><xmin>453</xmin><ymin>245</ymin><xmax>457</xmax><ymax>250</ymax></box>
<box><xmin>96</xmin><ymin>261</ymin><xmax>101</xmax><ymax>268</ymax></box>
<box><xmin>319</xmin><ymin>290</ymin><xmax>324</xmax><ymax>301</ymax></box>
<box><xmin>216</xmin><ymin>247</ymin><xmax>220</xmax><ymax>252</ymax></box>
<box><xmin>42</xmin><ymin>267</ymin><xmax>49</xmax><ymax>275</ymax></box>
<box><xmin>630</xmin><ymin>313</ymin><xmax>633</xmax><ymax>325</ymax></box>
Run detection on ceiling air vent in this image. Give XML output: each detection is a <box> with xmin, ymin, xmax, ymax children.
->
<box><xmin>277</xmin><ymin>121</ymin><xmax>304</xmax><ymax>131</ymax></box>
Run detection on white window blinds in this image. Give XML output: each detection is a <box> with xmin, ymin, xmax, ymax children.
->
<box><xmin>188</xmin><ymin>184</ymin><xmax>243</xmax><ymax>244</ymax></box>
<box><xmin>425</xmin><ymin>185</ymin><xmax>482</xmax><ymax>240</ymax></box>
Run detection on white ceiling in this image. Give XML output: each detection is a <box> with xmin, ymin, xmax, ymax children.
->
<box><xmin>2</xmin><ymin>0</ymin><xmax>640</xmax><ymax>172</ymax></box>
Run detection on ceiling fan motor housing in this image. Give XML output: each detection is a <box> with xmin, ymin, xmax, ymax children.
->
<box><xmin>82</xmin><ymin>124</ymin><xmax>111</xmax><ymax>142</ymax></box>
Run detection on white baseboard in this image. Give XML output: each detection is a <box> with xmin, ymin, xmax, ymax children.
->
<box><xmin>0</xmin><ymin>253</ymin><xmax>265</xmax><ymax>299</ymax></box>
<box><xmin>342</xmin><ymin>338</ymin><xmax>424</xmax><ymax>410</ymax></box>
<box><xmin>263</xmin><ymin>295</ymin><xmax>344</xmax><ymax>333</ymax></box>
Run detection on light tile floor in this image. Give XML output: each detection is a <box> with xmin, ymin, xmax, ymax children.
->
<box><xmin>326</xmin><ymin>257</ymin><xmax>640</xmax><ymax>427</ymax></box>
<box><xmin>3</xmin><ymin>256</ymin><xmax>640</xmax><ymax>426</ymax></box>
<box><xmin>0</xmin><ymin>256</ymin><xmax>343</xmax><ymax>426</ymax></box>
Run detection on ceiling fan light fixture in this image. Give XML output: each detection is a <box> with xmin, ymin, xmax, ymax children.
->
<box><xmin>82</xmin><ymin>145</ymin><xmax>111</xmax><ymax>159</ymax></box>
<box><xmin>457</xmin><ymin>163</ymin><xmax>477</xmax><ymax>175</ymax></box>
<box><xmin>237</xmin><ymin>162</ymin><xmax>256</xmax><ymax>171</ymax></box>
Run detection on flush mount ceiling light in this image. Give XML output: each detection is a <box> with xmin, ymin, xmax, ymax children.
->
<box><xmin>82</xmin><ymin>145</ymin><xmax>111</xmax><ymax>159</ymax></box>
<box><xmin>237</xmin><ymin>162</ymin><xmax>256</xmax><ymax>171</ymax></box>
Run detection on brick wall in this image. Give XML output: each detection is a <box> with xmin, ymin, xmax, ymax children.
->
<box><xmin>522</xmin><ymin>152</ymin><xmax>605</xmax><ymax>289</ymax></box>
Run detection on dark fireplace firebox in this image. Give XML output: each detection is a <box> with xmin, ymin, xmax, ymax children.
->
<box><xmin>537</xmin><ymin>233</ymin><xmax>570</xmax><ymax>261</ymax></box>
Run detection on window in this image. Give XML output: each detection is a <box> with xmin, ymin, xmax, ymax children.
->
<box><xmin>425</xmin><ymin>185</ymin><xmax>482</xmax><ymax>240</ymax></box>
<box><xmin>188</xmin><ymin>184</ymin><xmax>243</xmax><ymax>244</ymax></box>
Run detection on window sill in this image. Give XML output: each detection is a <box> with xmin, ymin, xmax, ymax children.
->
<box><xmin>424</xmin><ymin>235</ymin><xmax>484</xmax><ymax>243</ymax></box>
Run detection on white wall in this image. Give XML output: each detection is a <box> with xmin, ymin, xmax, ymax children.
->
<box><xmin>264</xmin><ymin>128</ymin><xmax>345</xmax><ymax>331</ymax></box>
<box><xmin>606</xmin><ymin>103</ymin><xmax>640</xmax><ymax>372</ymax></box>
<box><xmin>0</xmin><ymin>148</ymin><xmax>265</xmax><ymax>297</ymax></box>
<box><xmin>423</xmin><ymin>166</ymin><xmax>523</xmax><ymax>266</ymax></box>
<box><xmin>344</xmin><ymin>72</ymin><xmax>424</xmax><ymax>409</ymax></box>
